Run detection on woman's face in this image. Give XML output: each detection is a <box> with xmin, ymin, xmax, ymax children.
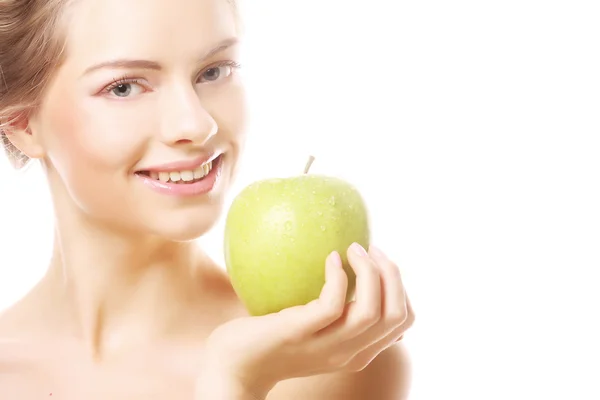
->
<box><xmin>29</xmin><ymin>0</ymin><xmax>247</xmax><ymax>241</ymax></box>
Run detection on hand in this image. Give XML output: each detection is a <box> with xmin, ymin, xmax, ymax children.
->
<box><xmin>199</xmin><ymin>243</ymin><xmax>415</xmax><ymax>398</ymax></box>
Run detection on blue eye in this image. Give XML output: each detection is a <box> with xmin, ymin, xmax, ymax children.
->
<box><xmin>105</xmin><ymin>79</ymin><xmax>145</xmax><ymax>98</ymax></box>
<box><xmin>112</xmin><ymin>83</ymin><xmax>132</xmax><ymax>97</ymax></box>
<box><xmin>199</xmin><ymin>61</ymin><xmax>240</xmax><ymax>83</ymax></box>
<box><xmin>202</xmin><ymin>66</ymin><xmax>226</xmax><ymax>82</ymax></box>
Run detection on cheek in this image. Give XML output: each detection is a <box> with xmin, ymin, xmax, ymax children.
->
<box><xmin>43</xmin><ymin>97</ymin><xmax>152</xmax><ymax>175</ymax></box>
<box><xmin>39</xmin><ymin>93</ymin><xmax>155</xmax><ymax>218</ymax></box>
<box><xmin>204</xmin><ymin>79</ymin><xmax>248</xmax><ymax>144</ymax></box>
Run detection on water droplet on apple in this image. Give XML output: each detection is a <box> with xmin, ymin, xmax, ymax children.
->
<box><xmin>320</xmin><ymin>225</ymin><xmax>326</xmax><ymax>231</ymax></box>
<box><xmin>317</xmin><ymin>211</ymin><xmax>323</xmax><ymax>217</ymax></box>
<box><xmin>284</xmin><ymin>221</ymin><xmax>293</xmax><ymax>231</ymax></box>
<box><xmin>329</xmin><ymin>196</ymin><xmax>336</xmax><ymax>206</ymax></box>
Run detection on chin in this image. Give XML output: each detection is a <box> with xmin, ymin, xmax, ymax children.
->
<box><xmin>148</xmin><ymin>203</ymin><xmax>225</xmax><ymax>242</ymax></box>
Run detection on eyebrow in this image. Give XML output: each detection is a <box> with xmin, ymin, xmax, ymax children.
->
<box><xmin>82</xmin><ymin>37</ymin><xmax>238</xmax><ymax>76</ymax></box>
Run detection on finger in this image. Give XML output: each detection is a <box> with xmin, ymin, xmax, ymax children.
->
<box><xmin>281</xmin><ymin>251</ymin><xmax>348</xmax><ymax>336</ymax></box>
<box><xmin>315</xmin><ymin>243</ymin><xmax>382</xmax><ymax>341</ymax></box>
<box><xmin>349</xmin><ymin>293</ymin><xmax>415</xmax><ymax>371</ymax></box>
<box><xmin>332</xmin><ymin>246</ymin><xmax>410</xmax><ymax>354</ymax></box>
<box><xmin>369</xmin><ymin>245</ymin><xmax>408</xmax><ymax>330</ymax></box>
<box><xmin>394</xmin><ymin>292</ymin><xmax>416</xmax><ymax>343</ymax></box>
<box><xmin>343</xmin><ymin>243</ymin><xmax>383</xmax><ymax>336</ymax></box>
<box><xmin>401</xmin><ymin>293</ymin><xmax>415</xmax><ymax>333</ymax></box>
<box><xmin>344</xmin><ymin>323</ymin><xmax>407</xmax><ymax>372</ymax></box>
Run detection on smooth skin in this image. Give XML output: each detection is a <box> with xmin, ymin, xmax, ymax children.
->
<box><xmin>0</xmin><ymin>0</ymin><xmax>414</xmax><ymax>398</ymax></box>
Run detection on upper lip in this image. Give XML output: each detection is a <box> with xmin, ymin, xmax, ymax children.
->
<box><xmin>137</xmin><ymin>151</ymin><xmax>223</xmax><ymax>173</ymax></box>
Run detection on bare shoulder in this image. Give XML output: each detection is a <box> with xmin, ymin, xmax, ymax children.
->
<box><xmin>0</xmin><ymin>303</ymin><xmax>25</xmax><ymax>339</ymax></box>
<box><xmin>0</xmin><ymin>291</ymin><xmax>44</xmax><ymax>340</ymax></box>
<box><xmin>0</xmin><ymin>316</ymin><xmax>41</xmax><ymax>398</ymax></box>
<box><xmin>268</xmin><ymin>342</ymin><xmax>412</xmax><ymax>400</ymax></box>
<box><xmin>0</xmin><ymin>337</ymin><xmax>54</xmax><ymax>399</ymax></box>
<box><xmin>0</xmin><ymin>304</ymin><xmax>39</xmax><ymax>370</ymax></box>
<box><xmin>0</xmin><ymin>296</ymin><xmax>56</xmax><ymax>372</ymax></box>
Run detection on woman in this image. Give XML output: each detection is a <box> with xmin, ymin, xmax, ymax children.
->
<box><xmin>0</xmin><ymin>0</ymin><xmax>415</xmax><ymax>398</ymax></box>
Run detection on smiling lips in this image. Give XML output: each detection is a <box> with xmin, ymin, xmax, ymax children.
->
<box><xmin>134</xmin><ymin>152</ymin><xmax>224</xmax><ymax>196</ymax></box>
<box><xmin>138</xmin><ymin>159</ymin><xmax>214</xmax><ymax>184</ymax></box>
<box><xmin>136</xmin><ymin>151</ymin><xmax>222</xmax><ymax>185</ymax></box>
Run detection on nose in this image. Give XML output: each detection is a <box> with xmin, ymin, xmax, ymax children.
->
<box><xmin>159</xmin><ymin>85</ymin><xmax>218</xmax><ymax>146</ymax></box>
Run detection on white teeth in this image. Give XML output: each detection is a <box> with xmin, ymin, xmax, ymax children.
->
<box><xmin>193</xmin><ymin>167</ymin><xmax>204</xmax><ymax>179</ymax></box>
<box><xmin>147</xmin><ymin>159</ymin><xmax>214</xmax><ymax>184</ymax></box>
<box><xmin>194</xmin><ymin>160</ymin><xmax>212</xmax><ymax>179</ymax></box>
<box><xmin>180</xmin><ymin>170</ymin><xmax>194</xmax><ymax>182</ymax></box>
<box><xmin>169</xmin><ymin>172</ymin><xmax>181</xmax><ymax>182</ymax></box>
<box><xmin>158</xmin><ymin>172</ymin><xmax>170</xmax><ymax>182</ymax></box>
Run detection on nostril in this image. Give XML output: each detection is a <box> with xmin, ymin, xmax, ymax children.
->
<box><xmin>175</xmin><ymin>139</ymin><xmax>194</xmax><ymax>145</ymax></box>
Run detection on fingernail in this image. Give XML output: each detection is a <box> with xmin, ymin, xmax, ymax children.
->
<box><xmin>369</xmin><ymin>245</ymin><xmax>386</xmax><ymax>259</ymax></box>
<box><xmin>351</xmin><ymin>242</ymin><xmax>368</xmax><ymax>257</ymax></box>
<box><xmin>327</xmin><ymin>251</ymin><xmax>342</xmax><ymax>268</ymax></box>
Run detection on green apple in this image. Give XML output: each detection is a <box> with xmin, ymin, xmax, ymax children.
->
<box><xmin>224</xmin><ymin>156</ymin><xmax>371</xmax><ymax>316</ymax></box>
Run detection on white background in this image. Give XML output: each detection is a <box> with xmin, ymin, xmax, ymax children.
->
<box><xmin>1</xmin><ymin>0</ymin><xmax>599</xmax><ymax>399</ymax></box>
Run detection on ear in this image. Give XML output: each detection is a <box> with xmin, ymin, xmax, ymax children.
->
<box><xmin>2</xmin><ymin>112</ymin><xmax>46</xmax><ymax>162</ymax></box>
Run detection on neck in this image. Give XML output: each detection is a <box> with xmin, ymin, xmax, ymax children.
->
<box><xmin>42</xmin><ymin>217</ymin><xmax>210</xmax><ymax>360</ymax></box>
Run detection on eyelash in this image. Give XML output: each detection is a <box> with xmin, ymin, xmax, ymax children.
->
<box><xmin>103</xmin><ymin>60</ymin><xmax>242</xmax><ymax>95</ymax></box>
<box><xmin>103</xmin><ymin>75</ymin><xmax>139</xmax><ymax>94</ymax></box>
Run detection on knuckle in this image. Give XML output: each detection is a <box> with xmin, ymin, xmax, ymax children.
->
<box><xmin>313</xmin><ymin>296</ymin><xmax>343</xmax><ymax>322</ymax></box>
<box><xmin>356</xmin><ymin>308</ymin><xmax>381</xmax><ymax>327</ymax></box>
<box><xmin>357</xmin><ymin>261</ymin><xmax>377</xmax><ymax>277</ymax></box>
<box><xmin>281</xmin><ymin>329</ymin><xmax>303</xmax><ymax>346</ymax></box>
<box><xmin>387</xmin><ymin>261</ymin><xmax>402</xmax><ymax>279</ymax></box>
<box><xmin>387</xmin><ymin>309</ymin><xmax>408</xmax><ymax>326</ymax></box>
<box><xmin>323</xmin><ymin>301</ymin><xmax>345</xmax><ymax>321</ymax></box>
<box><xmin>404</xmin><ymin>309</ymin><xmax>416</xmax><ymax>328</ymax></box>
<box><xmin>366</xmin><ymin>265</ymin><xmax>381</xmax><ymax>280</ymax></box>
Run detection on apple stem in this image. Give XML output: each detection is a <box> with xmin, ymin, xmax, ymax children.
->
<box><xmin>303</xmin><ymin>155</ymin><xmax>315</xmax><ymax>174</ymax></box>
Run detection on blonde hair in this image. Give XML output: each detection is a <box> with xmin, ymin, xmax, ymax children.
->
<box><xmin>0</xmin><ymin>0</ymin><xmax>72</xmax><ymax>169</ymax></box>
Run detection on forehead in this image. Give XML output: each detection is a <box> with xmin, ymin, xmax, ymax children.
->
<box><xmin>63</xmin><ymin>0</ymin><xmax>237</xmax><ymax>69</ymax></box>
